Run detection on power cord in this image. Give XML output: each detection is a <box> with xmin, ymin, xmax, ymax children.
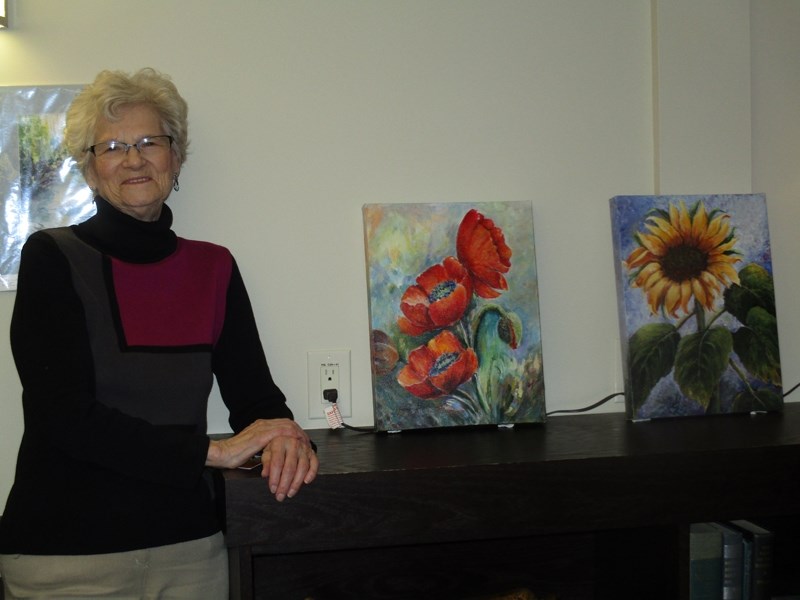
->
<box><xmin>547</xmin><ymin>381</ymin><xmax>799</xmax><ymax>417</ymax></box>
<box><xmin>545</xmin><ymin>392</ymin><xmax>624</xmax><ymax>416</ymax></box>
<box><xmin>341</xmin><ymin>422</ymin><xmax>377</xmax><ymax>433</ymax></box>
<box><xmin>323</xmin><ymin>401</ymin><xmax>376</xmax><ymax>433</ymax></box>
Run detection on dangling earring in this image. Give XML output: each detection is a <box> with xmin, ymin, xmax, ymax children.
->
<box><xmin>173</xmin><ymin>173</ymin><xmax>180</xmax><ymax>192</ymax></box>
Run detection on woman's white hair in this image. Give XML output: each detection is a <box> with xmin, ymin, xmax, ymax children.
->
<box><xmin>65</xmin><ymin>68</ymin><xmax>189</xmax><ymax>179</ymax></box>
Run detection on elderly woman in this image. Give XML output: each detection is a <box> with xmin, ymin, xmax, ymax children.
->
<box><xmin>0</xmin><ymin>68</ymin><xmax>317</xmax><ymax>598</ymax></box>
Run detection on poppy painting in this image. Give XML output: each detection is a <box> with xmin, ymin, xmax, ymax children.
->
<box><xmin>610</xmin><ymin>194</ymin><xmax>783</xmax><ymax>420</ymax></box>
<box><xmin>363</xmin><ymin>202</ymin><xmax>546</xmax><ymax>431</ymax></box>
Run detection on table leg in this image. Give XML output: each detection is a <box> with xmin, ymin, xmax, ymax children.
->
<box><xmin>227</xmin><ymin>545</ymin><xmax>254</xmax><ymax>600</ymax></box>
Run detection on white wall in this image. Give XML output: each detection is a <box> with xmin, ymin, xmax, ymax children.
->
<box><xmin>653</xmin><ymin>0</ymin><xmax>752</xmax><ymax>193</ymax></box>
<box><xmin>0</xmin><ymin>1</ymin><xmax>797</xmax><ymax>511</ymax></box>
<box><xmin>751</xmin><ymin>0</ymin><xmax>800</xmax><ymax>410</ymax></box>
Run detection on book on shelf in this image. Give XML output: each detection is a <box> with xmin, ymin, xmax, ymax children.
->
<box><xmin>690</xmin><ymin>523</ymin><xmax>723</xmax><ymax>600</ymax></box>
<box><xmin>709</xmin><ymin>522</ymin><xmax>744</xmax><ymax>600</ymax></box>
<box><xmin>728</xmin><ymin>520</ymin><xmax>773</xmax><ymax>600</ymax></box>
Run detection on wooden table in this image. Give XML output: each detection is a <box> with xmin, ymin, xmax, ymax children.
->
<box><xmin>223</xmin><ymin>404</ymin><xmax>800</xmax><ymax>599</ymax></box>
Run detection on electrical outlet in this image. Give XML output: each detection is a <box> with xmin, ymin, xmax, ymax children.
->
<box><xmin>321</xmin><ymin>363</ymin><xmax>339</xmax><ymax>402</ymax></box>
<box><xmin>307</xmin><ymin>349</ymin><xmax>351</xmax><ymax>419</ymax></box>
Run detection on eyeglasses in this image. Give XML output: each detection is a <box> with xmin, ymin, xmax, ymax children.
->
<box><xmin>86</xmin><ymin>135</ymin><xmax>173</xmax><ymax>160</ymax></box>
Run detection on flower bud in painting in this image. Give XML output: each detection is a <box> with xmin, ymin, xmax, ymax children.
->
<box><xmin>370</xmin><ymin>329</ymin><xmax>400</xmax><ymax>376</ymax></box>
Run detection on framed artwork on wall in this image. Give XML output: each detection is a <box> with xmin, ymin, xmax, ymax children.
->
<box><xmin>363</xmin><ymin>201</ymin><xmax>546</xmax><ymax>432</ymax></box>
<box><xmin>0</xmin><ymin>85</ymin><xmax>93</xmax><ymax>291</ymax></box>
<box><xmin>610</xmin><ymin>194</ymin><xmax>782</xmax><ymax>420</ymax></box>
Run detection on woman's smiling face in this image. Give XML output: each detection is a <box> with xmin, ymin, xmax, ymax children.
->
<box><xmin>86</xmin><ymin>103</ymin><xmax>180</xmax><ymax>222</ymax></box>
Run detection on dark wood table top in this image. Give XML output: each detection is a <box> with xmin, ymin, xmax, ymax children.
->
<box><xmin>222</xmin><ymin>404</ymin><xmax>800</xmax><ymax>553</ymax></box>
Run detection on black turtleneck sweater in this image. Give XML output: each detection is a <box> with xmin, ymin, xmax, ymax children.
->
<box><xmin>0</xmin><ymin>198</ymin><xmax>292</xmax><ymax>555</ymax></box>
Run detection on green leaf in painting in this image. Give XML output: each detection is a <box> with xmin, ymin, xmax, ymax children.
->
<box><xmin>473</xmin><ymin>306</ymin><xmax>527</xmax><ymax>417</ymax></box>
<box><xmin>732</xmin><ymin>306</ymin><xmax>781</xmax><ymax>385</ymax></box>
<box><xmin>723</xmin><ymin>263</ymin><xmax>776</xmax><ymax>322</ymax></box>
<box><xmin>674</xmin><ymin>327</ymin><xmax>733</xmax><ymax>410</ymax></box>
<box><xmin>481</xmin><ymin>352</ymin><xmax>545</xmax><ymax>422</ymax></box>
<box><xmin>628</xmin><ymin>323</ymin><xmax>680</xmax><ymax>413</ymax></box>
<box><xmin>731</xmin><ymin>388</ymin><xmax>783</xmax><ymax>413</ymax></box>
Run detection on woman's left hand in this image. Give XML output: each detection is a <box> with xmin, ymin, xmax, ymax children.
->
<box><xmin>260</xmin><ymin>434</ymin><xmax>319</xmax><ymax>502</ymax></box>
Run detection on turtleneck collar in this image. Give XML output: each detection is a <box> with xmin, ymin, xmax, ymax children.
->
<box><xmin>73</xmin><ymin>197</ymin><xmax>178</xmax><ymax>263</ymax></box>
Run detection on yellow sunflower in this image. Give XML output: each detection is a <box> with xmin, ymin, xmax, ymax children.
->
<box><xmin>625</xmin><ymin>200</ymin><xmax>741</xmax><ymax>317</ymax></box>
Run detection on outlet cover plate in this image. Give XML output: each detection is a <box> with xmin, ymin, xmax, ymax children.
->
<box><xmin>307</xmin><ymin>349</ymin><xmax>351</xmax><ymax>419</ymax></box>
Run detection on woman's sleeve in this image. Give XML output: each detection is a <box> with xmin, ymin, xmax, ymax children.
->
<box><xmin>212</xmin><ymin>259</ymin><xmax>294</xmax><ymax>433</ymax></box>
<box><xmin>10</xmin><ymin>232</ymin><xmax>210</xmax><ymax>489</ymax></box>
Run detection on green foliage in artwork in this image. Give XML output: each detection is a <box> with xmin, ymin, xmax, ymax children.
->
<box><xmin>18</xmin><ymin>115</ymin><xmax>71</xmax><ymax>198</ymax></box>
<box><xmin>628</xmin><ymin>322</ymin><xmax>680</xmax><ymax>413</ymax></box>
<box><xmin>19</xmin><ymin>117</ymin><xmax>51</xmax><ymax>164</ymax></box>
<box><xmin>479</xmin><ymin>350</ymin><xmax>544</xmax><ymax>422</ymax></box>
<box><xmin>673</xmin><ymin>327</ymin><xmax>733</xmax><ymax>410</ymax></box>
<box><xmin>724</xmin><ymin>264</ymin><xmax>781</xmax><ymax>388</ymax></box>
<box><xmin>472</xmin><ymin>304</ymin><xmax>543</xmax><ymax>421</ymax></box>
<box><xmin>732</xmin><ymin>306</ymin><xmax>781</xmax><ymax>385</ymax></box>
<box><xmin>724</xmin><ymin>263</ymin><xmax>776</xmax><ymax>322</ymax></box>
<box><xmin>626</xmin><ymin>256</ymin><xmax>782</xmax><ymax>416</ymax></box>
<box><xmin>732</xmin><ymin>388</ymin><xmax>783</xmax><ymax>413</ymax></box>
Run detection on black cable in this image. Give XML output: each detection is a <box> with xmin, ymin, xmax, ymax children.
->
<box><xmin>545</xmin><ymin>392</ymin><xmax>624</xmax><ymax>416</ymax></box>
<box><xmin>340</xmin><ymin>422</ymin><xmax>377</xmax><ymax>433</ymax></box>
<box><xmin>783</xmin><ymin>381</ymin><xmax>800</xmax><ymax>398</ymax></box>
<box><xmin>546</xmin><ymin>379</ymin><xmax>799</xmax><ymax>417</ymax></box>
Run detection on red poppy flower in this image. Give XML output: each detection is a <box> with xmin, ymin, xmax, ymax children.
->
<box><xmin>397</xmin><ymin>256</ymin><xmax>473</xmax><ymax>336</ymax></box>
<box><xmin>456</xmin><ymin>209</ymin><xmax>512</xmax><ymax>298</ymax></box>
<box><xmin>397</xmin><ymin>330</ymin><xmax>479</xmax><ymax>399</ymax></box>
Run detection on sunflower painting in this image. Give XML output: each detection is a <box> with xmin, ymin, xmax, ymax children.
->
<box><xmin>610</xmin><ymin>194</ymin><xmax>782</xmax><ymax>420</ymax></box>
<box><xmin>363</xmin><ymin>202</ymin><xmax>546</xmax><ymax>431</ymax></box>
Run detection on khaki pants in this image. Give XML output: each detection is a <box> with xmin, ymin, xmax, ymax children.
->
<box><xmin>0</xmin><ymin>532</ymin><xmax>227</xmax><ymax>599</ymax></box>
